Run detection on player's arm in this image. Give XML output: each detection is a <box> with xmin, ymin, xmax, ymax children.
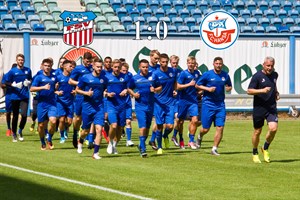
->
<box><xmin>177</xmin><ymin>79</ymin><xmax>196</xmax><ymax>90</ymax></box>
<box><xmin>30</xmin><ymin>84</ymin><xmax>50</xmax><ymax>92</ymax></box>
<box><xmin>68</xmin><ymin>78</ymin><xmax>78</xmax><ymax>86</ymax></box>
<box><xmin>247</xmin><ymin>87</ymin><xmax>271</xmax><ymax>95</ymax></box>
<box><xmin>76</xmin><ymin>86</ymin><xmax>93</xmax><ymax>97</ymax></box>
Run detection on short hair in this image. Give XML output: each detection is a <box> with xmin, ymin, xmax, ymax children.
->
<box><xmin>62</xmin><ymin>59</ymin><xmax>72</xmax><ymax>66</ymax></box>
<box><xmin>159</xmin><ymin>53</ymin><xmax>169</xmax><ymax>61</ymax></box>
<box><xmin>11</xmin><ymin>63</ymin><xmax>17</xmax><ymax>68</ymax></box>
<box><xmin>111</xmin><ymin>59</ymin><xmax>121</xmax><ymax>66</ymax></box>
<box><xmin>119</xmin><ymin>58</ymin><xmax>126</xmax><ymax>62</ymax></box>
<box><xmin>139</xmin><ymin>59</ymin><xmax>149</xmax><ymax>65</ymax></box>
<box><xmin>150</xmin><ymin>49</ymin><xmax>160</xmax><ymax>57</ymax></box>
<box><xmin>59</xmin><ymin>57</ymin><xmax>66</xmax><ymax>61</ymax></box>
<box><xmin>16</xmin><ymin>53</ymin><xmax>24</xmax><ymax>60</ymax></box>
<box><xmin>213</xmin><ymin>57</ymin><xmax>223</xmax><ymax>63</ymax></box>
<box><xmin>42</xmin><ymin>58</ymin><xmax>53</xmax><ymax>65</ymax></box>
<box><xmin>264</xmin><ymin>56</ymin><xmax>275</xmax><ymax>63</ymax></box>
<box><xmin>47</xmin><ymin>57</ymin><xmax>54</xmax><ymax>65</ymax></box>
<box><xmin>71</xmin><ymin>60</ymin><xmax>76</xmax><ymax>66</ymax></box>
<box><xmin>93</xmin><ymin>57</ymin><xmax>103</xmax><ymax>63</ymax></box>
<box><xmin>170</xmin><ymin>55</ymin><xmax>179</xmax><ymax>61</ymax></box>
<box><xmin>187</xmin><ymin>56</ymin><xmax>196</xmax><ymax>62</ymax></box>
<box><xmin>83</xmin><ymin>52</ymin><xmax>93</xmax><ymax>60</ymax></box>
<box><xmin>122</xmin><ymin>62</ymin><xmax>129</xmax><ymax>69</ymax></box>
<box><xmin>104</xmin><ymin>56</ymin><xmax>112</xmax><ymax>61</ymax></box>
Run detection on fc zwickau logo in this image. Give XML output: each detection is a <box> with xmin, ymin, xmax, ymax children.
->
<box><xmin>60</xmin><ymin>11</ymin><xmax>96</xmax><ymax>48</ymax></box>
<box><xmin>200</xmin><ymin>10</ymin><xmax>239</xmax><ymax>50</ymax></box>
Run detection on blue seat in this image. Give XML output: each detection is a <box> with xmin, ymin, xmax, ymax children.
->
<box><xmin>134</xmin><ymin>16</ymin><xmax>145</xmax><ymax>25</ymax></box>
<box><xmin>196</xmin><ymin>0</ymin><xmax>208</xmax><ymax>10</ymax></box>
<box><xmin>6</xmin><ymin>0</ymin><xmax>17</xmax><ymax>9</ymax></box>
<box><xmin>141</xmin><ymin>8</ymin><xmax>152</xmax><ymax>19</ymax></box>
<box><xmin>240</xmin><ymin>9</ymin><xmax>251</xmax><ymax>19</ymax></box>
<box><xmin>209</xmin><ymin>0</ymin><xmax>221</xmax><ymax>10</ymax></box>
<box><xmin>252</xmin><ymin>25</ymin><xmax>264</xmax><ymax>33</ymax></box>
<box><xmin>184</xmin><ymin>17</ymin><xmax>196</xmax><ymax>28</ymax></box>
<box><xmin>148</xmin><ymin>0</ymin><xmax>159</xmax><ymax>10</ymax></box>
<box><xmin>172</xmin><ymin>16</ymin><xmax>183</xmax><ymax>27</ymax></box>
<box><xmin>282</xmin><ymin>17</ymin><xmax>294</xmax><ymax>28</ymax></box>
<box><xmin>269</xmin><ymin>0</ymin><xmax>280</xmax><ymax>12</ymax></box>
<box><xmin>293</xmin><ymin>0</ymin><xmax>300</xmax><ymax>13</ymax></box>
<box><xmin>19</xmin><ymin>23</ymin><xmax>31</xmax><ymax>31</ymax></box>
<box><xmin>126</xmin><ymin>24</ymin><xmax>135</xmax><ymax>32</ymax></box>
<box><xmin>24</xmin><ymin>6</ymin><xmax>35</xmax><ymax>18</ymax></box>
<box><xmin>178</xmin><ymin>8</ymin><xmax>190</xmax><ymax>19</ymax></box>
<box><xmin>233</xmin><ymin>0</ymin><xmax>245</xmax><ymax>12</ymax></box>
<box><xmin>288</xmin><ymin>9</ymin><xmax>299</xmax><ymax>20</ymax></box>
<box><xmin>246</xmin><ymin>17</ymin><xmax>258</xmax><ymax>28</ymax></box>
<box><xmin>240</xmin><ymin>25</ymin><xmax>252</xmax><ymax>33</ymax></box>
<box><xmin>168</xmin><ymin>25</ymin><xmax>177</xmax><ymax>32</ymax></box>
<box><xmin>10</xmin><ymin>6</ymin><xmax>22</xmax><ymax>17</ymax></box>
<box><xmin>245</xmin><ymin>1</ymin><xmax>256</xmax><ymax>12</ymax></box>
<box><xmin>166</xmin><ymin>8</ymin><xmax>177</xmax><ymax>20</ymax></box>
<box><xmin>228</xmin><ymin>8</ymin><xmax>239</xmax><ymax>18</ymax></box>
<box><xmin>147</xmin><ymin>16</ymin><xmax>158</xmax><ymax>26</ymax></box>
<box><xmin>203</xmin><ymin>8</ymin><xmax>213</xmax><ymax>16</ymax></box>
<box><xmin>136</xmin><ymin>0</ymin><xmax>147</xmax><ymax>11</ymax></box>
<box><xmin>28</xmin><ymin>15</ymin><xmax>40</xmax><ymax>27</ymax></box>
<box><xmin>258</xmin><ymin>17</ymin><xmax>270</xmax><ymax>29</ymax></box>
<box><xmin>0</xmin><ymin>0</ymin><xmax>4</xmax><ymax>6</ymax></box>
<box><xmin>196</xmin><ymin>17</ymin><xmax>203</xmax><ymax>25</ymax></box>
<box><xmin>0</xmin><ymin>23</ymin><xmax>3</xmax><ymax>30</ymax></box>
<box><xmin>140</xmin><ymin>24</ymin><xmax>150</xmax><ymax>32</ymax></box>
<box><xmin>159</xmin><ymin>16</ymin><xmax>171</xmax><ymax>25</ymax></box>
<box><xmin>237</xmin><ymin>17</ymin><xmax>246</xmax><ymax>26</ymax></box>
<box><xmin>290</xmin><ymin>26</ymin><xmax>300</xmax><ymax>33</ymax></box>
<box><xmin>122</xmin><ymin>0</ymin><xmax>134</xmax><ymax>10</ymax></box>
<box><xmin>185</xmin><ymin>0</ymin><xmax>196</xmax><ymax>11</ymax></box>
<box><xmin>116</xmin><ymin>7</ymin><xmax>127</xmax><ymax>19</ymax></box>
<box><xmin>295</xmin><ymin>18</ymin><xmax>300</xmax><ymax>25</ymax></box>
<box><xmin>33</xmin><ymin>23</ymin><xmax>45</xmax><ymax>31</ymax></box>
<box><xmin>265</xmin><ymin>25</ymin><xmax>278</xmax><ymax>33</ymax></box>
<box><xmin>19</xmin><ymin>0</ymin><xmax>31</xmax><ymax>9</ymax></box>
<box><xmin>177</xmin><ymin>25</ymin><xmax>189</xmax><ymax>33</ymax></box>
<box><xmin>110</xmin><ymin>0</ymin><xmax>121</xmax><ymax>10</ymax></box>
<box><xmin>129</xmin><ymin>8</ymin><xmax>140</xmax><ymax>18</ymax></box>
<box><xmin>252</xmin><ymin>9</ymin><xmax>263</xmax><ymax>20</ymax></box>
<box><xmin>1</xmin><ymin>14</ymin><xmax>13</xmax><ymax>26</ymax></box>
<box><xmin>264</xmin><ymin>9</ymin><xmax>276</xmax><ymax>20</ymax></box>
<box><xmin>278</xmin><ymin>25</ymin><xmax>289</xmax><ymax>33</ymax></box>
<box><xmin>160</xmin><ymin>0</ymin><xmax>172</xmax><ymax>10</ymax></box>
<box><xmin>14</xmin><ymin>14</ymin><xmax>27</xmax><ymax>27</ymax></box>
<box><xmin>190</xmin><ymin>25</ymin><xmax>199</xmax><ymax>33</ymax></box>
<box><xmin>257</xmin><ymin>0</ymin><xmax>268</xmax><ymax>12</ymax></box>
<box><xmin>153</xmin><ymin>8</ymin><xmax>165</xmax><ymax>19</ymax></box>
<box><xmin>222</xmin><ymin>0</ymin><xmax>232</xmax><ymax>11</ymax></box>
<box><xmin>270</xmin><ymin>17</ymin><xmax>282</xmax><ymax>29</ymax></box>
<box><xmin>276</xmin><ymin>9</ymin><xmax>287</xmax><ymax>20</ymax></box>
<box><xmin>173</xmin><ymin>0</ymin><xmax>184</xmax><ymax>10</ymax></box>
<box><xmin>281</xmin><ymin>0</ymin><xmax>292</xmax><ymax>12</ymax></box>
<box><xmin>0</xmin><ymin>5</ymin><xmax>8</xmax><ymax>16</ymax></box>
<box><xmin>121</xmin><ymin>16</ymin><xmax>132</xmax><ymax>27</ymax></box>
<box><xmin>190</xmin><ymin>8</ymin><xmax>202</xmax><ymax>19</ymax></box>
<box><xmin>5</xmin><ymin>23</ymin><xmax>17</xmax><ymax>31</ymax></box>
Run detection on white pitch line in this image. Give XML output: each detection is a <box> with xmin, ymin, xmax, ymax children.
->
<box><xmin>0</xmin><ymin>162</ymin><xmax>154</xmax><ymax>200</ymax></box>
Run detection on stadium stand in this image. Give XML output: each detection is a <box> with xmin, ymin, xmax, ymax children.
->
<box><xmin>252</xmin><ymin>25</ymin><xmax>265</xmax><ymax>33</ymax></box>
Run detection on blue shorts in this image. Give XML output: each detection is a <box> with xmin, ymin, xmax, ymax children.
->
<box><xmin>57</xmin><ymin>101</ymin><xmax>74</xmax><ymax>119</ymax></box>
<box><xmin>107</xmin><ymin>107</ymin><xmax>126</xmax><ymax>127</ymax></box>
<box><xmin>154</xmin><ymin>103</ymin><xmax>175</xmax><ymax>125</ymax></box>
<box><xmin>74</xmin><ymin>96</ymin><xmax>83</xmax><ymax>116</ymax></box>
<box><xmin>5</xmin><ymin>96</ymin><xmax>12</xmax><ymax>112</ymax></box>
<box><xmin>198</xmin><ymin>100</ymin><xmax>202</xmax><ymax>121</ymax></box>
<box><xmin>126</xmin><ymin>105</ymin><xmax>132</xmax><ymax>120</ymax></box>
<box><xmin>174</xmin><ymin>101</ymin><xmax>179</xmax><ymax>113</ymax></box>
<box><xmin>136</xmin><ymin>109</ymin><xmax>153</xmax><ymax>128</ymax></box>
<box><xmin>103</xmin><ymin>98</ymin><xmax>108</xmax><ymax>113</ymax></box>
<box><xmin>177</xmin><ymin>102</ymin><xmax>198</xmax><ymax>120</ymax></box>
<box><xmin>37</xmin><ymin>102</ymin><xmax>57</xmax><ymax>123</ymax></box>
<box><xmin>201</xmin><ymin>105</ymin><xmax>226</xmax><ymax>129</ymax></box>
<box><xmin>81</xmin><ymin>104</ymin><xmax>104</xmax><ymax>129</ymax></box>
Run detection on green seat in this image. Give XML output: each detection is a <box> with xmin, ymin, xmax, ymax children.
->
<box><xmin>45</xmin><ymin>0</ymin><xmax>58</xmax><ymax>9</ymax></box>
<box><xmin>112</xmin><ymin>24</ymin><xmax>125</xmax><ymax>32</ymax></box>
<box><xmin>85</xmin><ymin>0</ymin><xmax>97</xmax><ymax>10</ymax></box>
<box><xmin>99</xmin><ymin>24</ymin><xmax>112</xmax><ymax>32</ymax></box>
<box><xmin>102</xmin><ymin>7</ymin><xmax>114</xmax><ymax>18</ymax></box>
<box><xmin>41</xmin><ymin>14</ymin><xmax>54</xmax><ymax>26</ymax></box>
<box><xmin>90</xmin><ymin>7</ymin><xmax>101</xmax><ymax>16</ymax></box>
<box><xmin>45</xmin><ymin>23</ymin><xmax>59</xmax><ymax>31</ymax></box>
<box><xmin>97</xmin><ymin>0</ymin><xmax>110</xmax><ymax>9</ymax></box>
<box><xmin>37</xmin><ymin>6</ymin><xmax>49</xmax><ymax>17</ymax></box>
<box><xmin>49</xmin><ymin>6</ymin><xmax>61</xmax><ymax>18</ymax></box>
<box><xmin>95</xmin><ymin>15</ymin><xmax>107</xmax><ymax>26</ymax></box>
<box><xmin>53</xmin><ymin>15</ymin><xmax>63</xmax><ymax>30</ymax></box>
<box><xmin>107</xmin><ymin>15</ymin><xmax>120</xmax><ymax>26</ymax></box>
<box><xmin>32</xmin><ymin>0</ymin><xmax>44</xmax><ymax>9</ymax></box>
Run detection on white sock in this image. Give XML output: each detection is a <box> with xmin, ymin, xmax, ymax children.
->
<box><xmin>212</xmin><ymin>146</ymin><xmax>218</xmax><ymax>151</ymax></box>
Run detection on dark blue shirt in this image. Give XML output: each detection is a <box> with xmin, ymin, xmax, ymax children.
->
<box><xmin>56</xmin><ymin>73</ymin><xmax>75</xmax><ymax>106</ymax></box>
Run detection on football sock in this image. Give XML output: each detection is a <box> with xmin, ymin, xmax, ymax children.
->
<box><xmin>173</xmin><ymin>129</ymin><xmax>178</xmax><ymax>137</ymax></box>
<box><xmin>79</xmin><ymin>137</ymin><xmax>84</xmax><ymax>144</ymax></box>
<box><xmin>189</xmin><ymin>134</ymin><xmax>195</xmax><ymax>143</ymax></box>
<box><xmin>40</xmin><ymin>137</ymin><xmax>46</xmax><ymax>145</ymax></box>
<box><xmin>212</xmin><ymin>146</ymin><xmax>218</xmax><ymax>151</ymax></box>
<box><xmin>139</xmin><ymin>136</ymin><xmax>146</xmax><ymax>152</ymax></box>
<box><xmin>18</xmin><ymin>129</ymin><xmax>23</xmax><ymax>136</ymax></box>
<box><xmin>150</xmin><ymin>131</ymin><xmax>156</xmax><ymax>142</ymax></box>
<box><xmin>126</xmin><ymin>127</ymin><xmax>132</xmax><ymax>140</ymax></box>
<box><xmin>94</xmin><ymin>144</ymin><xmax>100</xmax><ymax>154</ymax></box>
<box><xmin>47</xmin><ymin>134</ymin><xmax>53</xmax><ymax>142</ymax></box>
<box><xmin>253</xmin><ymin>148</ymin><xmax>258</xmax><ymax>155</ymax></box>
<box><xmin>179</xmin><ymin>133</ymin><xmax>183</xmax><ymax>141</ymax></box>
<box><xmin>6</xmin><ymin>114</ymin><xmax>11</xmax><ymax>129</ymax></box>
<box><xmin>156</xmin><ymin>130</ymin><xmax>162</xmax><ymax>148</ymax></box>
<box><xmin>163</xmin><ymin>128</ymin><xmax>172</xmax><ymax>138</ymax></box>
<box><xmin>263</xmin><ymin>141</ymin><xmax>270</xmax><ymax>150</ymax></box>
<box><xmin>60</xmin><ymin>130</ymin><xmax>64</xmax><ymax>138</ymax></box>
<box><xmin>73</xmin><ymin>129</ymin><xmax>78</xmax><ymax>139</ymax></box>
<box><xmin>88</xmin><ymin>133</ymin><xmax>94</xmax><ymax>144</ymax></box>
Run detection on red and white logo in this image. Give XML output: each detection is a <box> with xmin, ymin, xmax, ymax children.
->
<box><xmin>200</xmin><ymin>10</ymin><xmax>239</xmax><ymax>50</ymax></box>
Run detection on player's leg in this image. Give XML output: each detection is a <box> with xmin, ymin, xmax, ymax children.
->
<box><xmin>162</xmin><ymin>105</ymin><xmax>175</xmax><ymax>149</ymax></box>
<box><xmin>113</xmin><ymin>109</ymin><xmax>126</xmax><ymax>154</ymax></box>
<box><xmin>46</xmin><ymin>105</ymin><xmax>57</xmax><ymax>150</ymax></box>
<box><xmin>17</xmin><ymin>99</ymin><xmax>28</xmax><ymax>141</ymax></box>
<box><xmin>136</xmin><ymin>109</ymin><xmax>148</xmax><ymax>157</ymax></box>
<box><xmin>92</xmin><ymin>106</ymin><xmax>104</xmax><ymax>159</ymax></box>
<box><xmin>171</xmin><ymin>102</ymin><xmax>179</xmax><ymax>145</ymax></box>
<box><xmin>72</xmin><ymin>97</ymin><xmax>83</xmax><ymax>148</ymax></box>
<box><xmin>154</xmin><ymin>104</ymin><xmax>165</xmax><ymax>153</ymax></box>
<box><xmin>107</xmin><ymin>109</ymin><xmax>117</xmax><ymax>154</ymax></box>
<box><xmin>211</xmin><ymin>107</ymin><xmax>226</xmax><ymax>155</ymax></box>
<box><xmin>177</xmin><ymin>103</ymin><xmax>190</xmax><ymax>149</ymax></box>
<box><xmin>185</xmin><ymin>104</ymin><xmax>198</xmax><ymax>149</ymax></box>
<box><xmin>57</xmin><ymin>102</ymin><xmax>67</xmax><ymax>143</ymax></box>
<box><xmin>5</xmin><ymin>96</ymin><xmax>12</xmax><ymax>136</ymax></box>
<box><xmin>30</xmin><ymin>99</ymin><xmax>38</xmax><ymax>132</ymax></box>
<box><xmin>11</xmin><ymin>100</ymin><xmax>21</xmax><ymax>142</ymax></box>
<box><xmin>149</xmin><ymin>103</ymin><xmax>158</xmax><ymax>150</ymax></box>
<box><xmin>37</xmin><ymin>103</ymin><xmax>48</xmax><ymax>150</ymax></box>
<box><xmin>78</xmin><ymin>109</ymin><xmax>95</xmax><ymax>154</ymax></box>
<box><xmin>198</xmin><ymin>105</ymin><xmax>213</xmax><ymax>148</ymax></box>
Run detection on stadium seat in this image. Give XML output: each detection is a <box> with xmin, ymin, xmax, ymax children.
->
<box><xmin>166</xmin><ymin>8</ymin><xmax>177</xmax><ymax>20</ymax></box>
<box><xmin>173</xmin><ymin>0</ymin><xmax>184</xmax><ymax>10</ymax></box>
<box><xmin>107</xmin><ymin>15</ymin><xmax>120</xmax><ymax>26</ymax></box>
<box><xmin>160</xmin><ymin>0</ymin><xmax>172</xmax><ymax>10</ymax></box>
<box><xmin>258</xmin><ymin>17</ymin><xmax>270</xmax><ymax>29</ymax></box>
<box><xmin>116</xmin><ymin>7</ymin><xmax>127</xmax><ymax>19</ymax></box>
<box><xmin>222</xmin><ymin>0</ymin><xmax>232</xmax><ymax>11</ymax></box>
<box><xmin>126</xmin><ymin>24</ymin><xmax>135</xmax><ymax>32</ymax></box>
<box><xmin>246</xmin><ymin>17</ymin><xmax>257</xmax><ymax>28</ymax></box>
<box><xmin>148</xmin><ymin>0</ymin><xmax>159</xmax><ymax>10</ymax></box>
<box><xmin>245</xmin><ymin>1</ymin><xmax>256</xmax><ymax>12</ymax></box>
<box><xmin>134</xmin><ymin>16</ymin><xmax>145</xmax><ymax>25</ymax></box>
<box><xmin>184</xmin><ymin>17</ymin><xmax>196</xmax><ymax>28</ymax></box>
<box><xmin>1</xmin><ymin>14</ymin><xmax>13</xmax><ymax>26</ymax></box>
<box><xmin>10</xmin><ymin>6</ymin><xmax>22</xmax><ymax>17</ymax></box>
<box><xmin>14</xmin><ymin>14</ymin><xmax>26</xmax><ymax>27</ymax></box>
<box><xmin>140</xmin><ymin>24</ymin><xmax>149</xmax><ymax>32</ymax></box>
<box><xmin>45</xmin><ymin>23</ymin><xmax>59</xmax><ymax>31</ymax></box>
<box><xmin>136</xmin><ymin>0</ymin><xmax>147</xmax><ymax>11</ymax></box>
<box><xmin>203</xmin><ymin>8</ymin><xmax>213</xmax><ymax>16</ymax></box>
<box><xmin>95</xmin><ymin>16</ymin><xmax>107</xmax><ymax>26</ymax></box>
<box><xmin>0</xmin><ymin>0</ymin><xmax>4</xmax><ymax>6</ymax></box>
<box><xmin>196</xmin><ymin>0</ymin><xmax>208</xmax><ymax>10</ymax></box>
<box><xmin>41</xmin><ymin>15</ymin><xmax>54</xmax><ymax>26</ymax></box>
<box><xmin>209</xmin><ymin>0</ymin><xmax>221</xmax><ymax>10</ymax></box>
<box><xmin>32</xmin><ymin>23</ymin><xmax>45</xmax><ymax>31</ymax></box>
<box><xmin>99</xmin><ymin>24</ymin><xmax>112</xmax><ymax>32</ymax></box>
<box><xmin>0</xmin><ymin>23</ymin><xmax>3</xmax><ymax>30</ymax></box>
<box><xmin>270</xmin><ymin>17</ymin><xmax>282</xmax><ymax>29</ymax></box>
<box><xmin>97</xmin><ymin>0</ymin><xmax>110</xmax><ymax>9</ymax></box>
<box><xmin>129</xmin><ymin>8</ymin><xmax>140</xmax><ymax>18</ymax></box>
<box><xmin>277</xmin><ymin>25</ymin><xmax>289</xmax><ymax>33</ymax></box>
<box><xmin>281</xmin><ymin>0</ymin><xmax>292</xmax><ymax>12</ymax></box>
<box><xmin>110</xmin><ymin>0</ymin><xmax>121</xmax><ymax>10</ymax></box>
<box><xmin>141</xmin><ymin>8</ymin><xmax>152</xmax><ymax>19</ymax></box>
<box><xmin>252</xmin><ymin>9</ymin><xmax>263</xmax><ymax>20</ymax></box>
<box><xmin>264</xmin><ymin>9</ymin><xmax>276</xmax><ymax>20</ymax></box>
<box><xmin>20</xmin><ymin>0</ymin><xmax>31</xmax><ymax>9</ymax></box>
<box><xmin>159</xmin><ymin>16</ymin><xmax>171</xmax><ymax>25</ymax></box>
<box><xmin>282</xmin><ymin>17</ymin><xmax>294</xmax><ymax>28</ymax></box>
<box><xmin>265</xmin><ymin>25</ymin><xmax>277</xmax><ymax>33</ymax></box>
<box><xmin>6</xmin><ymin>0</ymin><xmax>17</xmax><ymax>8</ymax></box>
<box><xmin>32</xmin><ymin>0</ymin><xmax>44</xmax><ymax>9</ymax></box>
<box><xmin>237</xmin><ymin>17</ymin><xmax>246</xmax><ymax>27</ymax></box>
<box><xmin>177</xmin><ymin>25</ymin><xmax>189</xmax><ymax>33</ymax></box>
<box><xmin>293</xmin><ymin>0</ymin><xmax>300</xmax><ymax>13</ymax></box>
<box><xmin>147</xmin><ymin>16</ymin><xmax>158</xmax><ymax>27</ymax></box>
<box><xmin>84</xmin><ymin>0</ymin><xmax>96</xmax><ymax>10</ymax></box>
<box><xmin>0</xmin><ymin>5</ymin><xmax>8</xmax><ymax>16</ymax></box>
<box><xmin>289</xmin><ymin>26</ymin><xmax>300</xmax><ymax>33</ymax></box>
<box><xmin>5</xmin><ymin>23</ymin><xmax>17</xmax><ymax>31</ymax></box>
<box><xmin>276</xmin><ymin>9</ymin><xmax>287</xmax><ymax>20</ymax></box>
<box><xmin>37</xmin><ymin>6</ymin><xmax>49</xmax><ymax>17</ymax></box>
<box><xmin>172</xmin><ymin>17</ymin><xmax>183</xmax><ymax>27</ymax></box>
<box><xmin>185</xmin><ymin>0</ymin><xmax>196</xmax><ymax>11</ymax></box>
<box><xmin>53</xmin><ymin>15</ymin><xmax>63</xmax><ymax>30</ymax></box>
<box><xmin>269</xmin><ymin>0</ymin><xmax>280</xmax><ymax>12</ymax></box>
<box><xmin>178</xmin><ymin>8</ymin><xmax>190</xmax><ymax>19</ymax></box>
<box><xmin>257</xmin><ymin>0</ymin><xmax>268</xmax><ymax>12</ymax></box>
<box><xmin>24</xmin><ymin>6</ymin><xmax>35</xmax><ymax>18</ymax></box>
<box><xmin>89</xmin><ymin>7</ymin><xmax>101</xmax><ymax>16</ymax></box>
<box><xmin>240</xmin><ymin>9</ymin><xmax>251</xmax><ymax>19</ymax></box>
<box><xmin>190</xmin><ymin>25</ymin><xmax>199</xmax><ymax>33</ymax></box>
<box><xmin>28</xmin><ymin>15</ymin><xmax>41</xmax><ymax>27</ymax></box>
<box><xmin>228</xmin><ymin>8</ymin><xmax>239</xmax><ymax>18</ymax></box>
<box><xmin>168</xmin><ymin>25</ymin><xmax>177</xmax><ymax>32</ymax></box>
<box><xmin>102</xmin><ymin>7</ymin><xmax>115</xmax><ymax>18</ymax></box>
<box><xmin>240</xmin><ymin>25</ymin><xmax>252</xmax><ymax>33</ymax></box>
<box><xmin>252</xmin><ymin>25</ymin><xmax>264</xmax><ymax>33</ymax></box>
<box><xmin>121</xmin><ymin>16</ymin><xmax>132</xmax><ymax>27</ymax></box>
<box><xmin>19</xmin><ymin>23</ymin><xmax>31</xmax><ymax>31</ymax></box>
<box><xmin>49</xmin><ymin>7</ymin><xmax>62</xmax><ymax>18</ymax></box>
<box><xmin>288</xmin><ymin>9</ymin><xmax>299</xmax><ymax>20</ymax></box>
<box><xmin>123</xmin><ymin>0</ymin><xmax>134</xmax><ymax>10</ymax></box>
<box><xmin>233</xmin><ymin>0</ymin><xmax>245</xmax><ymax>12</ymax></box>
<box><xmin>196</xmin><ymin>17</ymin><xmax>203</xmax><ymax>25</ymax></box>
<box><xmin>45</xmin><ymin>0</ymin><xmax>58</xmax><ymax>9</ymax></box>
<box><xmin>112</xmin><ymin>24</ymin><xmax>125</xmax><ymax>32</ymax></box>
<box><xmin>295</xmin><ymin>18</ymin><xmax>300</xmax><ymax>25</ymax></box>
<box><xmin>190</xmin><ymin>8</ymin><xmax>202</xmax><ymax>19</ymax></box>
<box><xmin>153</xmin><ymin>8</ymin><xmax>165</xmax><ymax>19</ymax></box>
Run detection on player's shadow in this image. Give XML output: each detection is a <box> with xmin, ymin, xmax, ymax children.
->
<box><xmin>220</xmin><ymin>151</ymin><xmax>252</xmax><ymax>155</ymax></box>
<box><xmin>270</xmin><ymin>158</ymin><xmax>300</xmax><ymax>163</ymax></box>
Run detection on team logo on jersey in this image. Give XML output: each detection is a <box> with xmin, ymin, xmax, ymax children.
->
<box><xmin>169</xmin><ymin>73</ymin><xmax>173</xmax><ymax>77</ymax></box>
<box><xmin>120</xmin><ymin>78</ymin><xmax>124</xmax><ymax>82</ymax></box>
<box><xmin>51</xmin><ymin>77</ymin><xmax>55</xmax><ymax>81</ymax></box>
<box><xmin>262</xmin><ymin>78</ymin><xmax>265</xmax><ymax>82</ymax></box>
<box><xmin>148</xmin><ymin>76</ymin><xmax>153</xmax><ymax>81</ymax></box>
<box><xmin>195</xmin><ymin>74</ymin><xmax>198</xmax><ymax>78</ymax></box>
<box><xmin>25</xmin><ymin>71</ymin><xmax>28</xmax><ymax>74</ymax></box>
<box><xmin>200</xmin><ymin>10</ymin><xmax>239</xmax><ymax>50</ymax></box>
<box><xmin>222</xmin><ymin>77</ymin><xmax>225</xmax><ymax>81</ymax></box>
<box><xmin>60</xmin><ymin>11</ymin><xmax>96</xmax><ymax>48</ymax></box>
<box><xmin>100</xmin><ymin>79</ymin><xmax>104</xmax><ymax>83</ymax></box>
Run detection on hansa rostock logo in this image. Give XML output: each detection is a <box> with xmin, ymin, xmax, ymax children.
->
<box><xmin>200</xmin><ymin>10</ymin><xmax>239</xmax><ymax>50</ymax></box>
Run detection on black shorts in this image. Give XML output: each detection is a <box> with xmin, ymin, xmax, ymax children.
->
<box><xmin>253</xmin><ymin>107</ymin><xmax>278</xmax><ymax>129</ymax></box>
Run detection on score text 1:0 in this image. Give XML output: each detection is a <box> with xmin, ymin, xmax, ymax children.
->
<box><xmin>133</xmin><ymin>20</ymin><xmax>168</xmax><ymax>40</ymax></box>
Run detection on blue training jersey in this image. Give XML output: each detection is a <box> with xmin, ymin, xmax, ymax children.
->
<box><xmin>196</xmin><ymin>69</ymin><xmax>232</xmax><ymax>106</ymax></box>
<box><xmin>6</xmin><ymin>66</ymin><xmax>32</xmax><ymax>100</ymax></box>
<box><xmin>70</xmin><ymin>64</ymin><xmax>93</xmax><ymax>98</ymax></box>
<box><xmin>56</xmin><ymin>73</ymin><xmax>75</xmax><ymax>106</ymax></box>
<box><xmin>123</xmin><ymin>71</ymin><xmax>133</xmax><ymax>106</ymax></box>
<box><xmin>153</xmin><ymin>67</ymin><xmax>177</xmax><ymax>106</ymax></box>
<box><xmin>177</xmin><ymin>69</ymin><xmax>201</xmax><ymax>104</ymax></box>
<box><xmin>77</xmin><ymin>72</ymin><xmax>107</xmax><ymax>108</ymax></box>
<box><xmin>106</xmin><ymin>72</ymin><xmax>130</xmax><ymax>110</ymax></box>
<box><xmin>149</xmin><ymin>63</ymin><xmax>160</xmax><ymax>73</ymax></box>
<box><xmin>1</xmin><ymin>73</ymin><xmax>12</xmax><ymax>99</ymax></box>
<box><xmin>31</xmin><ymin>72</ymin><xmax>57</xmax><ymax>105</ymax></box>
<box><xmin>128</xmin><ymin>72</ymin><xmax>161</xmax><ymax>111</ymax></box>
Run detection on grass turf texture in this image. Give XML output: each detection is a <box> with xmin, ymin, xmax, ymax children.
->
<box><xmin>0</xmin><ymin>120</ymin><xmax>299</xmax><ymax>200</ymax></box>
